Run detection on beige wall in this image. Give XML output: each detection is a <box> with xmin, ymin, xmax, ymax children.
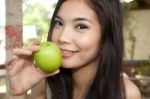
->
<box><xmin>124</xmin><ymin>10</ymin><xmax>150</xmax><ymax>60</ymax></box>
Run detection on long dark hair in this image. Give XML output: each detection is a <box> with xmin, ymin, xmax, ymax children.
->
<box><xmin>47</xmin><ymin>0</ymin><xmax>125</xmax><ymax>99</ymax></box>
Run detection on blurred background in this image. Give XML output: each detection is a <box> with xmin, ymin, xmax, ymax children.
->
<box><xmin>0</xmin><ymin>0</ymin><xmax>150</xmax><ymax>98</ymax></box>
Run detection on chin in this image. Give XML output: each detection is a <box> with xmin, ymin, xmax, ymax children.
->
<box><xmin>61</xmin><ymin>62</ymin><xmax>79</xmax><ymax>69</ymax></box>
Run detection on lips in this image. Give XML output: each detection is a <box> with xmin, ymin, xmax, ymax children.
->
<box><xmin>61</xmin><ymin>48</ymin><xmax>78</xmax><ymax>58</ymax></box>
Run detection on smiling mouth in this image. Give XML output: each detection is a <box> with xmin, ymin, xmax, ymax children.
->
<box><xmin>61</xmin><ymin>49</ymin><xmax>78</xmax><ymax>58</ymax></box>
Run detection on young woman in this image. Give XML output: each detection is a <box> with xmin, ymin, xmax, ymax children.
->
<box><xmin>5</xmin><ymin>0</ymin><xmax>141</xmax><ymax>99</ymax></box>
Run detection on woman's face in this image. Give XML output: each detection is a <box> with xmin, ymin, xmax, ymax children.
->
<box><xmin>51</xmin><ymin>0</ymin><xmax>101</xmax><ymax>69</ymax></box>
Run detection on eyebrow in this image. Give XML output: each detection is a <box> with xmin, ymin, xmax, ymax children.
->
<box><xmin>73</xmin><ymin>18</ymin><xmax>93</xmax><ymax>24</ymax></box>
<box><xmin>55</xmin><ymin>15</ymin><xmax>92</xmax><ymax>24</ymax></box>
<box><xmin>55</xmin><ymin>16</ymin><xmax>63</xmax><ymax>20</ymax></box>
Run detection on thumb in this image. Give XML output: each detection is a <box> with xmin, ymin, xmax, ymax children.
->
<box><xmin>31</xmin><ymin>37</ymin><xmax>42</xmax><ymax>46</ymax></box>
<box><xmin>46</xmin><ymin>69</ymin><xmax>60</xmax><ymax>77</ymax></box>
<box><xmin>36</xmin><ymin>68</ymin><xmax>60</xmax><ymax>78</ymax></box>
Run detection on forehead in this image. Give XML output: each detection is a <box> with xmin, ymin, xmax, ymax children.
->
<box><xmin>57</xmin><ymin>0</ymin><xmax>97</xmax><ymax>21</ymax></box>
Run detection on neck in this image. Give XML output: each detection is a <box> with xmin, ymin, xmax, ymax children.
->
<box><xmin>72</xmin><ymin>61</ymin><xmax>99</xmax><ymax>99</ymax></box>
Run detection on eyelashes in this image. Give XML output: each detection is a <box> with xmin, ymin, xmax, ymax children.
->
<box><xmin>54</xmin><ymin>19</ymin><xmax>63</xmax><ymax>28</ymax></box>
<box><xmin>54</xmin><ymin>19</ymin><xmax>90</xmax><ymax>31</ymax></box>
<box><xmin>75</xmin><ymin>23</ymin><xmax>89</xmax><ymax>30</ymax></box>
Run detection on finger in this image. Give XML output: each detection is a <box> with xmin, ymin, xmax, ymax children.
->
<box><xmin>5</xmin><ymin>55</ymin><xmax>18</xmax><ymax>68</ymax></box>
<box><xmin>31</xmin><ymin>37</ymin><xmax>42</xmax><ymax>46</ymax></box>
<box><xmin>26</xmin><ymin>45</ymin><xmax>40</xmax><ymax>53</ymax></box>
<box><xmin>13</xmin><ymin>45</ymin><xmax>40</xmax><ymax>56</ymax></box>
<box><xmin>36</xmin><ymin>68</ymin><xmax>60</xmax><ymax>77</ymax></box>
<box><xmin>13</xmin><ymin>48</ymin><xmax>32</xmax><ymax>56</ymax></box>
<box><xmin>9</xmin><ymin>59</ymin><xmax>25</xmax><ymax>76</ymax></box>
<box><xmin>46</xmin><ymin>69</ymin><xmax>60</xmax><ymax>77</ymax></box>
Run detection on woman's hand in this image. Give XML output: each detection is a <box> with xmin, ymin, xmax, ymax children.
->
<box><xmin>5</xmin><ymin>37</ymin><xmax>60</xmax><ymax>96</ymax></box>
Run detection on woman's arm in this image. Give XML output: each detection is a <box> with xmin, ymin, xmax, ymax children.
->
<box><xmin>28</xmin><ymin>79</ymin><xmax>46</xmax><ymax>99</ymax></box>
<box><xmin>124</xmin><ymin>78</ymin><xmax>141</xmax><ymax>99</ymax></box>
<box><xmin>8</xmin><ymin>79</ymin><xmax>46</xmax><ymax>99</ymax></box>
<box><xmin>8</xmin><ymin>95</ymin><xmax>27</xmax><ymax>99</ymax></box>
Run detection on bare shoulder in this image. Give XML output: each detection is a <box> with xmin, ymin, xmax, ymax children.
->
<box><xmin>123</xmin><ymin>78</ymin><xmax>141</xmax><ymax>99</ymax></box>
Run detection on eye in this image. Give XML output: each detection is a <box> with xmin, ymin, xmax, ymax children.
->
<box><xmin>54</xmin><ymin>19</ymin><xmax>63</xmax><ymax>28</ymax></box>
<box><xmin>75</xmin><ymin>23</ymin><xmax>89</xmax><ymax>30</ymax></box>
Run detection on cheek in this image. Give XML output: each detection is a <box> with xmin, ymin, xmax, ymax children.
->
<box><xmin>51</xmin><ymin>34</ymin><xmax>56</xmax><ymax>42</ymax></box>
<box><xmin>75</xmin><ymin>25</ymin><xmax>101</xmax><ymax>50</ymax></box>
<box><xmin>51</xmin><ymin>30</ymin><xmax>59</xmax><ymax>43</ymax></box>
<box><xmin>76</xmin><ymin>35</ymin><xmax>100</xmax><ymax>51</ymax></box>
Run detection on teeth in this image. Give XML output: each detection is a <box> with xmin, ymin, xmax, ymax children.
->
<box><xmin>61</xmin><ymin>50</ymin><xmax>78</xmax><ymax>58</ymax></box>
<box><xmin>62</xmin><ymin>50</ymin><xmax>73</xmax><ymax>54</ymax></box>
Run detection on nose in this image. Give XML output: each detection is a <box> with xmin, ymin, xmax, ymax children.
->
<box><xmin>58</xmin><ymin>27</ymin><xmax>71</xmax><ymax>44</ymax></box>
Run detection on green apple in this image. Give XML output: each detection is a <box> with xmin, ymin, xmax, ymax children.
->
<box><xmin>33</xmin><ymin>41</ymin><xmax>62</xmax><ymax>73</ymax></box>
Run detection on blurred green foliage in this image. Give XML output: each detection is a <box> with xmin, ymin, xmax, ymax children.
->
<box><xmin>23</xmin><ymin>0</ymin><xmax>50</xmax><ymax>36</ymax></box>
<box><xmin>23</xmin><ymin>0</ymin><xmax>57</xmax><ymax>46</ymax></box>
